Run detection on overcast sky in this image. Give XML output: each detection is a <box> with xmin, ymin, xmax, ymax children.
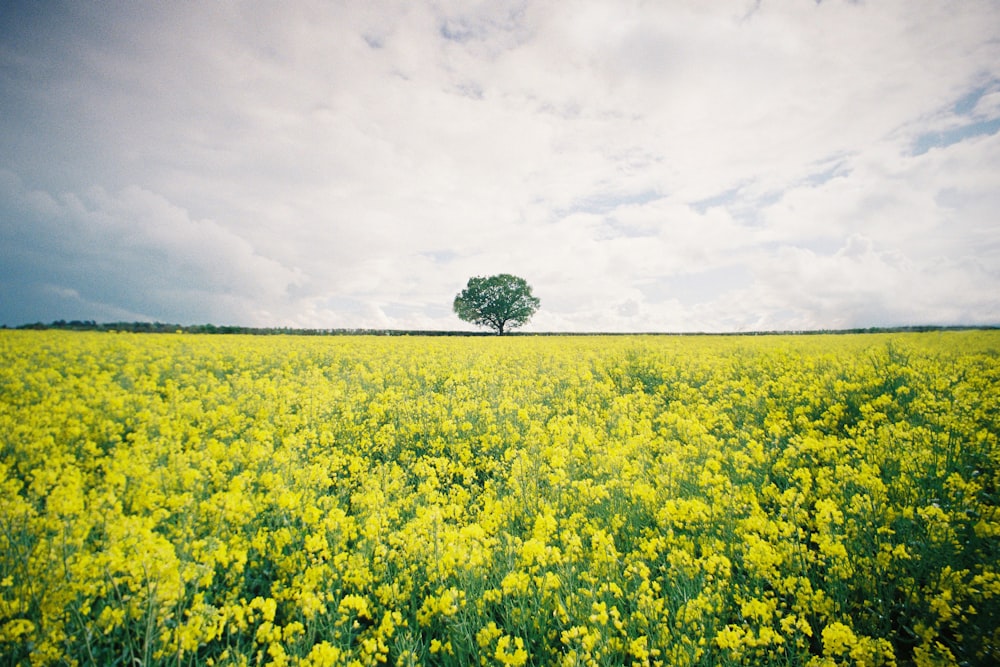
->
<box><xmin>2</xmin><ymin>1</ymin><xmax>999</xmax><ymax>332</ymax></box>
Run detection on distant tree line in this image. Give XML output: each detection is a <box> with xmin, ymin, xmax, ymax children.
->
<box><xmin>7</xmin><ymin>320</ymin><xmax>497</xmax><ymax>336</ymax></box>
<box><xmin>3</xmin><ymin>320</ymin><xmax>996</xmax><ymax>336</ymax></box>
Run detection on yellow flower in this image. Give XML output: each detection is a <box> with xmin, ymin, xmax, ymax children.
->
<box><xmin>494</xmin><ymin>635</ymin><xmax>528</xmax><ymax>666</ymax></box>
<box><xmin>302</xmin><ymin>642</ymin><xmax>342</xmax><ymax>667</ymax></box>
<box><xmin>821</xmin><ymin>622</ymin><xmax>857</xmax><ymax>658</ymax></box>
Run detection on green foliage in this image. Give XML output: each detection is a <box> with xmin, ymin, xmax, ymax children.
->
<box><xmin>453</xmin><ymin>274</ymin><xmax>540</xmax><ymax>335</ymax></box>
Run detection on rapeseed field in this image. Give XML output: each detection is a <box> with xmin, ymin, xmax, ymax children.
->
<box><xmin>0</xmin><ymin>330</ymin><xmax>997</xmax><ymax>666</ymax></box>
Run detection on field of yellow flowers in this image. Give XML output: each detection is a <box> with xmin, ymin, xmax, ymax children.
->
<box><xmin>1</xmin><ymin>330</ymin><xmax>998</xmax><ymax>667</ymax></box>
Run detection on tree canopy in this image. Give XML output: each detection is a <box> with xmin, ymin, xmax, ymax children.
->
<box><xmin>453</xmin><ymin>274</ymin><xmax>540</xmax><ymax>335</ymax></box>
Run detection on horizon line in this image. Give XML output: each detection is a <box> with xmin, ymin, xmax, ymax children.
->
<box><xmin>5</xmin><ymin>320</ymin><xmax>999</xmax><ymax>337</ymax></box>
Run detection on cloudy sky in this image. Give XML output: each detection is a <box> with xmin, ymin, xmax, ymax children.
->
<box><xmin>2</xmin><ymin>1</ymin><xmax>999</xmax><ymax>332</ymax></box>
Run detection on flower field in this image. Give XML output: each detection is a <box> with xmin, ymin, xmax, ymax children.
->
<box><xmin>1</xmin><ymin>331</ymin><xmax>998</xmax><ymax>667</ymax></box>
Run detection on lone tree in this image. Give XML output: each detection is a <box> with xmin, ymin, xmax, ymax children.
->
<box><xmin>453</xmin><ymin>273</ymin><xmax>540</xmax><ymax>335</ymax></box>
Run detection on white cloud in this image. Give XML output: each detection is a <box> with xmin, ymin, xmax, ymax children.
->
<box><xmin>0</xmin><ymin>171</ymin><xmax>304</xmax><ymax>324</ymax></box>
<box><xmin>1</xmin><ymin>1</ymin><xmax>999</xmax><ymax>330</ymax></box>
